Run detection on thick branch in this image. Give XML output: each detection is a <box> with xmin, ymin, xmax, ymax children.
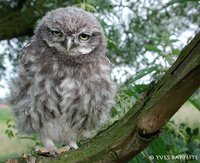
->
<box><xmin>7</xmin><ymin>32</ymin><xmax>200</xmax><ymax>163</ymax></box>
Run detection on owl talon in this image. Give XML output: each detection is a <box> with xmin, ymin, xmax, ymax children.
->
<box><xmin>35</xmin><ymin>146</ymin><xmax>60</xmax><ymax>157</ymax></box>
<box><xmin>58</xmin><ymin>146</ymin><xmax>71</xmax><ymax>153</ymax></box>
<box><xmin>49</xmin><ymin>149</ymin><xmax>59</xmax><ymax>157</ymax></box>
<box><xmin>69</xmin><ymin>146</ymin><xmax>75</xmax><ymax>150</ymax></box>
<box><xmin>69</xmin><ymin>141</ymin><xmax>78</xmax><ymax>150</ymax></box>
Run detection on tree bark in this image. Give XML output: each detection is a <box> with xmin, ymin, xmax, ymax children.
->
<box><xmin>6</xmin><ymin>32</ymin><xmax>200</xmax><ymax>163</ymax></box>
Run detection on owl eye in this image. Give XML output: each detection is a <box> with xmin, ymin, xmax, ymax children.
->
<box><xmin>79</xmin><ymin>33</ymin><xmax>91</xmax><ymax>41</ymax></box>
<box><xmin>51</xmin><ymin>29</ymin><xmax>62</xmax><ymax>37</ymax></box>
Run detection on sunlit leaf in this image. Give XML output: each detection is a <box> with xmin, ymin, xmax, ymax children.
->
<box><xmin>172</xmin><ymin>49</ymin><xmax>181</xmax><ymax>55</ymax></box>
<box><xmin>125</xmin><ymin>67</ymin><xmax>158</xmax><ymax>84</ymax></box>
<box><xmin>76</xmin><ymin>3</ymin><xmax>96</xmax><ymax>12</ymax></box>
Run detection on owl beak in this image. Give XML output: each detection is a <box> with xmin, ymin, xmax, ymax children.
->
<box><xmin>66</xmin><ymin>37</ymin><xmax>73</xmax><ymax>51</ymax></box>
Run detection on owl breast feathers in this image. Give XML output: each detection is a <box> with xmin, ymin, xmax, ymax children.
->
<box><xmin>9</xmin><ymin>7</ymin><xmax>116</xmax><ymax>154</ymax></box>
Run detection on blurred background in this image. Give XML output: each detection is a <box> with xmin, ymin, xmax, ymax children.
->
<box><xmin>0</xmin><ymin>0</ymin><xmax>200</xmax><ymax>162</ymax></box>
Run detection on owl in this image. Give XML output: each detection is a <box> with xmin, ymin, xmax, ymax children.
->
<box><xmin>9</xmin><ymin>7</ymin><xmax>116</xmax><ymax>156</ymax></box>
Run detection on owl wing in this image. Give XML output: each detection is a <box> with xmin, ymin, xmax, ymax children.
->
<box><xmin>19</xmin><ymin>42</ymin><xmax>31</xmax><ymax>65</ymax></box>
<box><xmin>9</xmin><ymin>43</ymin><xmax>33</xmax><ymax>106</ymax></box>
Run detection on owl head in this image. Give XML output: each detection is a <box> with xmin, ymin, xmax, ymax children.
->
<box><xmin>34</xmin><ymin>7</ymin><xmax>106</xmax><ymax>57</ymax></box>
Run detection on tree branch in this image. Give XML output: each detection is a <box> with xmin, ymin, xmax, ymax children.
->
<box><xmin>6</xmin><ymin>32</ymin><xmax>200</xmax><ymax>163</ymax></box>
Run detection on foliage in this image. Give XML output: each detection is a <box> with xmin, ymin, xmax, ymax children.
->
<box><xmin>0</xmin><ymin>0</ymin><xmax>200</xmax><ymax>161</ymax></box>
<box><xmin>190</xmin><ymin>92</ymin><xmax>200</xmax><ymax>111</ymax></box>
<box><xmin>5</xmin><ymin>119</ymin><xmax>15</xmax><ymax>138</ymax></box>
<box><xmin>129</xmin><ymin>122</ymin><xmax>200</xmax><ymax>163</ymax></box>
<box><xmin>115</xmin><ymin>83</ymin><xmax>200</xmax><ymax>162</ymax></box>
<box><xmin>3</xmin><ymin>112</ymin><xmax>40</xmax><ymax>146</ymax></box>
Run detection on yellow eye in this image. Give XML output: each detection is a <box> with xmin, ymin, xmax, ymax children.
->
<box><xmin>51</xmin><ymin>29</ymin><xmax>62</xmax><ymax>37</ymax></box>
<box><xmin>79</xmin><ymin>33</ymin><xmax>90</xmax><ymax>41</ymax></box>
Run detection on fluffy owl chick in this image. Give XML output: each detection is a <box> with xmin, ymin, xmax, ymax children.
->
<box><xmin>9</xmin><ymin>7</ymin><xmax>116</xmax><ymax>156</ymax></box>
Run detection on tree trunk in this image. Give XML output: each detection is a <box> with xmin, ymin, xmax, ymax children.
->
<box><xmin>6</xmin><ymin>32</ymin><xmax>200</xmax><ymax>163</ymax></box>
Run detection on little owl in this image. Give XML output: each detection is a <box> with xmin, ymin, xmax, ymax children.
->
<box><xmin>9</xmin><ymin>7</ymin><xmax>116</xmax><ymax>156</ymax></box>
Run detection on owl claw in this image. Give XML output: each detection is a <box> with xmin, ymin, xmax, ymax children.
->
<box><xmin>35</xmin><ymin>146</ymin><xmax>60</xmax><ymax>157</ymax></box>
<box><xmin>69</xmin><ymin>141</ymin><xmax>78</xmax><ymax>150</ymax></box>
<box><xmin>69</xmin><ymin>146</ymin><xmax>75</xmax><ymax>150</ymax></box>
<box><xmin>59</xmin><ymin>146</ymin><xmax>71</xmax><ymax>153</ymax></box>
<box><xmin>35</xmin><ymin>145</ymin><xmax>71</xmax><ymax>157</ymax></box>
<box><xmin>49</xmin><ymin>149</ymin><xmax>59</xmax><ymax>157</ymax></box>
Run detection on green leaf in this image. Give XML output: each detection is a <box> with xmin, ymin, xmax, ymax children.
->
<box><xmin>144</xmin><ymin>44</ymin><xmax>161</xmax><ymax>53</ymax></box>
<box><xmin>172</xmin><ymin>49</ymin><xmax>181</xmax><ymax>55</ymax></box>
<box><xmin>125</xmin><ymin>67</ymin><xmax>158</xmax><ymax>84</ymax></box>
<box><xmin>189</xmin><ymin>96</ymin><xmax>200</xmax><ymax>111</ymax></box>
<box><xmin>5</xmin><ymin>129</ymin><xmax>14</xmax><ymax>138</ymax></box>
<box><xmin>75</xmin><ymin>3</ymin><xmax>96</xmax><ymax>12</ymax></box>
<box><xmin>134</xmin><ymin>84</ymin><xmax>149</xmax><ymax>94</ymax></box>
<box><xmin>149</xmin><ymin>136</ymin><xmax>168</xmax><ymax>155</ymax></box>
<box><xmin>107</xmin><ymin>38</ymin><xmax>117</xmax><ymax>49</ymax></box>
<box><xmin>6</xmin><ymin>119</ymin><xmax>12</xmax><ymax>124</ymax></box>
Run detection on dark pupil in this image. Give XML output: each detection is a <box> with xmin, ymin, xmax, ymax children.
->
<box><xmin>81</xmin><ymin>34</ymin><xmax>88</xmax><ymax>38</ymax></box>
<box><xmin>52</xmin><ymin>30</ymin><xmax>60</xmax><ymax>35</ymax></box>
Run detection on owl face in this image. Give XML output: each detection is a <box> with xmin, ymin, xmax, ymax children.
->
<box><xmin>35</xmin><ymin>7</ymin><xmax>105</xmax><ymax>57</ymax></box>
